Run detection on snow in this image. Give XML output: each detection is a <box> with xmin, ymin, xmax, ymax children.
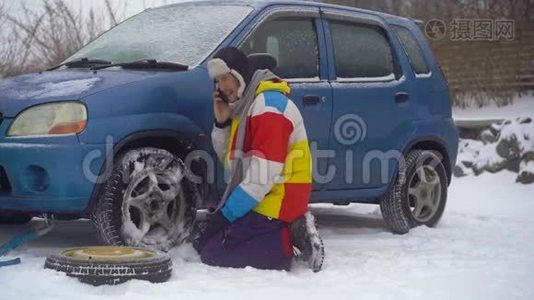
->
<box><xmin>1</xmin><ymin>171</ymin><xmax>533</xmax><ymax>299</ymax></box>
<box><xmin>330</xmin><ymin>76</ymin><xmax>406</xmax><ymax>88</ymax></box>
<box><xmin>121</xmin><ymin>219</ymin><xmax>148</xmax><ymax>245</ymax></box>
<box><xmin>453</xmin><ymin>94</ymin><xmax>534</xmax><ymax>121</ymax></box>
<box><xmin>471</xmin><ymin>138</ymin><xmax>506</xmax><ymax>169</ymax></box>
<box><xmin>337</xmin><ymin>73</ymin><xmax>396</xmax><ymax>82</ymax></box>
<box><xmin>519</xmin><ymin>160</ymin><xmax>534</xmax><ymax>175</ymax></box>
<box><xmin>499</xmin><ymin>118</ymin><xmax>534</xmax><ymax>152</ymax></box>
<box><xmin>0</xmin><ymin>143</ymin><xmax>59</xmax><ymax>148</ymax></box>
<box><xmin>4</xmin><ymin>77</ymin><xmax>101</xmax><ymax>100</ymax></box>
<box><xmin>455</xmin><ymin>116</ymin><xmax>534</xmax><ymax>180</ymax></box>
<box><xmin>24</xmin><ymin>71</ymin><xmax>94</xmax><ymax>85</ymax></box>
<box><xmin>286</xmin><ymin>77</ymin><xmax>320</xmax><ymax>82</ymax></box>
<box><xmin>24</xmin><ymin>78</ymin><xmax>101</xmax><ymax>99</ymax></box>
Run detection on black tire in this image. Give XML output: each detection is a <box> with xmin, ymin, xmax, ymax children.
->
<box><xmin>44</xmin><ymin>246</ymin><xmax>172</xmax><ymax>286</ymax></box>
<box><xmin>0</xmin><ymin>212</ymin><xmax>33</xmax><ymax>225</ymax></box>
<box><xmin>380</xmin><ymin>149</ymin><xmax>448</xmax><ymax>234</ymax></box>
<box><xmin>91</xmin><ymin>147</ymin><xmax>199</xmax><ymax>251</ymax></box>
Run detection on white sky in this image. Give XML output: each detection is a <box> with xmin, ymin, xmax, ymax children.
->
<box><xmin>3</xmin><ymin>0</ymin><xmax>195</xmax><ymax>20</ymax></box>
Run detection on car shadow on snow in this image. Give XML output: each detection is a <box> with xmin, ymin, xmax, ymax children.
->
<box><xmin>0</xmin><ymin>205</ymin><xmax>389</xmax><ymax>250</ymax></box>
<box><xmin>310</xmin><ymin>205</ymin><xmax>389</xmax><ymax>236</ymax></box>
<box><xmin>0</xmin><ymin>219</ymin><xmax>99</xmax><ymax>250</ymax></box>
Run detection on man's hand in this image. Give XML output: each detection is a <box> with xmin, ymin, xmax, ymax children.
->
<box><xmin>213</xmin><ymin>90</ymin><xmax>232</xmax><ymax>125</ymax></box>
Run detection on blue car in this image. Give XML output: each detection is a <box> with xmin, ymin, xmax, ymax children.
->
<box><xmin>0</xmin><ymin>1</ymin><xmax>458</xmax><ymax>250</ymax></box>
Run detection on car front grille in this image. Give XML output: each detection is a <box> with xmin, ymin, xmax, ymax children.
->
<box><xmin>0</xmin><ymin>166</ymin><xmax>12</xmax><ymax>193</ymax></box>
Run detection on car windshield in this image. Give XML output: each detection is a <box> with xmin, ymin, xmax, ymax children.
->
<box><xmin>67</xmin><ymin>4</ymin><xmax>253</xmax><ymax>67</ymax></box>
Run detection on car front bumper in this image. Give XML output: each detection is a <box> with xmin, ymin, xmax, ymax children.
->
<box><xmin>0</xmin><ymin>133</ymin><xmax>107</xmax><ymax>213</ymax></box>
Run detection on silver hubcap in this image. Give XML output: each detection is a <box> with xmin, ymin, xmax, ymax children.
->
<box><xmin>122</xmin><ymin>153</ymin><xmax>185</xmax><ymax>244</ymax></box>
<box><xmin>407</xmin><ymin>165</ymin><xmax>442</xmax><ymax>223</ymax></box>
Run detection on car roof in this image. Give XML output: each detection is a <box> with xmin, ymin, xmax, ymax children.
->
<box><xmin>158</xmin><ymin>0</ymin><xmax>420</xmax><ymax>27</ymax></box>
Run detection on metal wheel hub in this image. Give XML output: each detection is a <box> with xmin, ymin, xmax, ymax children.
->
<box><xmin>407</xmin><ymin>165</ymin><xmax>442</xmax><ymax>223</ymax></box>
<box><xmin>121</xmin><ymin>153</ymin><xmax>186</xmax><ymax>244</ymax></box>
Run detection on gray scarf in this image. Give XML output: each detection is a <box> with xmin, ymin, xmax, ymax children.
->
<box><xmin>216</xmin><ymin>69</ymin><xmax>279</xmax><ymax>210</ymax></box>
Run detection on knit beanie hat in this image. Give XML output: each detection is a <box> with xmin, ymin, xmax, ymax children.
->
<box><xmin>207</xmin><ymin>47</ymin><xmax>252</xmax><ymax>99</ymax></box>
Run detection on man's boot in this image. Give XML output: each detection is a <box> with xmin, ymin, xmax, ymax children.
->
<box><xmin>290</xmin><ymin>211</ymin><xmax>325</xmax><ymax>272</ymax></box>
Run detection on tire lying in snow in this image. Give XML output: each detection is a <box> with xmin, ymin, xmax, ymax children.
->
<box><xmin>380</xmin><ymin>149</ymin><xmax>448</xmax><ymax>234</ymax></box>
<box><xmin>44</xmin><ymin>246</ymin><xmax>172</xmax><ymax>286</ymax></box>
<box><xmin>91</xmin><ymin>147</ymin><xmax>200</xmax><ymax>251</ymax></box>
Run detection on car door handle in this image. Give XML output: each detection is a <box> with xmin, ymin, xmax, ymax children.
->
<box><xmin>395</xmin><ymin>92</ymin><xmax>410</xmax><ymax>103</ymax></box>
<box><xmin>302</xmin><ymin>95</ymin><xmax>323</xmax><ymax>105</ymax></box>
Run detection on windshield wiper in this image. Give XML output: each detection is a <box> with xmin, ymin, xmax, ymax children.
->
<box><xmin>90</xmin><ymin>59</ymin><xmax>188</xmax><ymax>71</ymax></box>
<box><xmin>47</xmin><ymin>57</ymin><xmax>112</xmax><ymax>71</ymax></box>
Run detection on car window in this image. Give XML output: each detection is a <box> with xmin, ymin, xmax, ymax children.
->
<box><xmin>393</xmin><ymin>25</ymin><xmax>430</xmax><ymax>75</ymax></box>
<box><xmin>68</xmin><ymin>5</ymin><xmax>252</xmax><ymax>67</ymax></box>
<box><xmin>240</xmin><ymin>17</ymin><xmax>319</xmax><ymax>79</ymax></box>
<box><xmin>329</xmin><ymin>21</ymin><xmax>394</xmax><ymax>80</ymax></box>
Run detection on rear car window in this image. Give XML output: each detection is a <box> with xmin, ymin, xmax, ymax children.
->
<box><xmin>393</xmin><ymin>25</ymin><xmax>430</xmax><ymax>75</ymax></box>
<box><xmin>329</xmin><ymin>21</ymin><xmax>394</xmax><ymax>79</ymax></box>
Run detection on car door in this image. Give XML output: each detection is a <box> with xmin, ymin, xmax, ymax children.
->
<box><xmin>321</xmin><ymin>9</ymin><xmax>417</xmax><ymax>191</ymax></box>
<box><xmin>235</xmin><ymin>6</ymin><xmax>333</xmax><ymax>191</ymax></box>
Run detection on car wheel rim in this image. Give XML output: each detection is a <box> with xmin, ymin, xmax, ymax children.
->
<box><xmin>121</xmin><ymin>152</ymin><xmax>186</xmax><ymax>246</ymax></box>
<box><xmin>62</xmin><ymin>246</ymin><xmax>157</xmax><ymax>261</ymax></box>
<box><xmin>407</xmin><ymin>164</ymin><xmax>442</xmax><ymax>223</ymax></box>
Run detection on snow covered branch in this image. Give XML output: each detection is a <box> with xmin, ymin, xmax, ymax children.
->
<box><xmin>0</xmin><ymin>0</ymin><xmax>121</xmax><ymax>77</ymax></box>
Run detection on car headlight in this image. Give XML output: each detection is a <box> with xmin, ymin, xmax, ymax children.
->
<box><xmin>8</xmin><ymin>102</ymin><xmax>87</xmax><ymax>137</ymax></box>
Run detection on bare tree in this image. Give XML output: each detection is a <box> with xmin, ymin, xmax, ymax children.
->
<box><xmin>314</xmin><ymin>0</ymin><xmax>533</xmax><ymax>108</ymax></box>
<box><xmin>0</xmin><ymin>0</ymin><xmax>120</xmax><ymax>77</ymax></box>
<box><xmin>104</xmin><ymin>0</ymin><xmax>118</xmax><ymax>27</ymax></box>
<box><xmin>0</xmin><ymin>2</ymin><xmax>5</xmax><ymax>27</ymax></box>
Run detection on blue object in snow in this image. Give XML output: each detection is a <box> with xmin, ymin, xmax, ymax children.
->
<box><xmin>0</xmin><ymin>218</ymin><xmax>55</xmax><ymax>268</ymax></box>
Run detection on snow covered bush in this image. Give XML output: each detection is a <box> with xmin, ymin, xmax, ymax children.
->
<box><xmin>454</xmin><ymin>117</ymin><xmax>534</xmax><ymax>183</ymax></box>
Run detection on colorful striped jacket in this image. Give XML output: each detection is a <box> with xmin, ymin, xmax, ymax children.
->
<box><xmin>211</xmin><ymin>79</ymin><xmax>312</xmax><ymax>223</ymax></box>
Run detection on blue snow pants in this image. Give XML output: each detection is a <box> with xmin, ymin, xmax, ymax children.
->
<box><xmin>199</xmin><ymin>211</ymin><xmax>293</xmax><ymax>271</ymax></box>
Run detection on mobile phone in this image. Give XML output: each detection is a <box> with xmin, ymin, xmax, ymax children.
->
<box><xmin>217</xmin><ymin>88</ymin><xmax>229</xmax><ymax>103</ymax></box>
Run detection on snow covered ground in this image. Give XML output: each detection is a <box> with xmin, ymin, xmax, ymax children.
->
<box><xmin>1</xmin><ymin>170</ymin><xmax>533</xmax><ymax>300</ymax></box>
<box><xmin>453</xmin><ymin>94</ymin><xmax>534</xmax><ymax>121</ymax></box>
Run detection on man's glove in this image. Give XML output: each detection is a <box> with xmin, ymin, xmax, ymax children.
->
<box><xmin>192</xmin><ymin>211</ymin><xmax>230</xmax><ymax>253</ymax></box>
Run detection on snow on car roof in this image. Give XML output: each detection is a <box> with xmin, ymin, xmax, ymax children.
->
<box><xmin>157</xmin><ymin>0</ymin><xmax>414</xmax><ymax>25</ymax></box>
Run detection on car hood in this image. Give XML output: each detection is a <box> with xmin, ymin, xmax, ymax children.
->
<box><xmin>0</xmin><ymin>69</ymin><xmax>172</xmax><ymax>117</ymax></box>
